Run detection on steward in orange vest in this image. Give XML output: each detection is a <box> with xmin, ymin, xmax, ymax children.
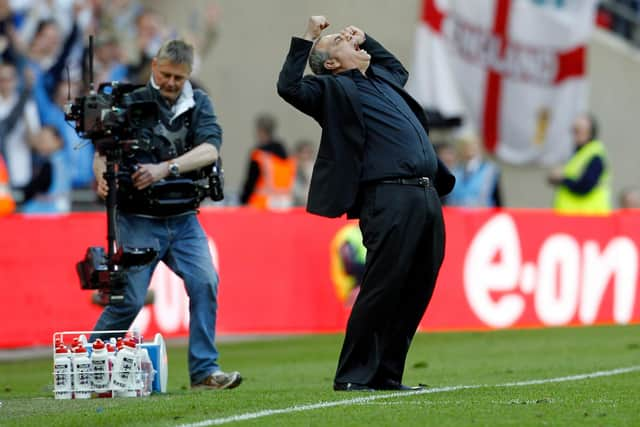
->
<box><xmin>240</xmin><ymin>114</ymin><xmax>296</xmax><ymax>209</ymax></box>
<box><xmin>0</xmin><ymin>154</ymin><xmax>16</xmax><ymax>216</ymax></box>
<box><xmin>246</xmin><ymin>149</ymin><xmax>296</xmax><ymax>209</ymax></box>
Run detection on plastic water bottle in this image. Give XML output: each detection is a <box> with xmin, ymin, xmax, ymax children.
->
<box><xmin>72</xmin><ymin>345</ymin><xmax>92</xmax><ymax>399</ymax></box>
<box><xmin>137</xmin><ymin>348</ymin><xmax>154</xmax><ymax>396</ymax></box>
<box><xmin>107</xmin><ymin>343</ymin><xmax>117</xmax><ymax>374</ymax></box>
<box><xmin>53</xmin><ymin>345</ymin><xmax>72</xmax><ymax>400</ymax></box>
<box><xmin>91</xmin><ymin>339</ymin><xmax>110</xmax><ymax>392</ymax></box>
<box><xmin>97</xmin><ymin>343</ymin><xmax>117</xmax><ymax>398</ymax></box>
<box><xmin>111</xmin><ymin>338</ymin><xmax>138</xmax><ymax>397</ymax></box>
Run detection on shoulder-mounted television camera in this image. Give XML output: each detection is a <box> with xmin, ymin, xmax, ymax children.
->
<box><xmin>64</xmin><ymin>81</ymin><xmax>158</xmax><ymax>150</ymax></box>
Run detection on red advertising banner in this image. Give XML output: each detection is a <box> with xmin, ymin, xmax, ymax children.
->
<box><xmin>1</xmin><ymin>208</ymin><xmax>639</xmax><ymax>348</ymax></box>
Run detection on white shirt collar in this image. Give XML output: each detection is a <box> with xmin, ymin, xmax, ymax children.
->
<box><xmin>150</xmin><ymin>74</ymin><xmax>195</xmax><ymax>124</ymax></box>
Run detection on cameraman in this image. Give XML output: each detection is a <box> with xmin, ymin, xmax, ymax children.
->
<box><xmin>92</xmin><ymin>39</ymin><xmax>241</xmax><ymax>390</ymax></box>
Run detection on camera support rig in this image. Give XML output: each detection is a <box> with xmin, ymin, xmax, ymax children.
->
<box><xmin>69</xmin><ymin>35</ymin><xmax>224</xmax><ymax>304</ymax></box>
<box><xmin>70</xmin><ymin>36</ymin><xmax>158</xmax><ymax>304</ymax></box>
<box><xmin>76</xmin><ymin>139</ymin><xmax>157</xmax><ymax>305</ymax></box>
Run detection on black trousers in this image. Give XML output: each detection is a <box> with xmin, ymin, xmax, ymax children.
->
<box><xmin>334</xmin><ymin>182</ymin><xmax>445</xmax><ymax>386</ymax></box>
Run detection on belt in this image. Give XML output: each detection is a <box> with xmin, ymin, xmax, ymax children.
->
<box><xmin>377</xmin><ymin>176</ymin><xmax>432</xmax><ymax>187</ymax></box>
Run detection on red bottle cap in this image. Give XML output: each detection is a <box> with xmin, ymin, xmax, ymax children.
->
<box><xmin>106</xmin><ymin>344</ymin><xmax>116</xmax><ymax>353</ymax></box>
<box><xmin>55</xmin><ymin>346</ymin><xmax>69</xmax><ymax>354</ymax></box>
<box><xmin>123</xmin><ymin>339</ymin><xmax>137</xmax><ymax>349</ymax></box>
<box><xmin>92</xmin><ymin>339</ymin><xmax>105</xmax><ymax>350</ymax></box>
<box><xmin>74</xmin><ymin>345</ymin><xmax>88</xmax><ymax>354</ymax></box>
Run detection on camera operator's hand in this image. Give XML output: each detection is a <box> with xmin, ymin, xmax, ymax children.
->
<box><xmin>93</xmin><ymin>153</ymin><xmax>109</xmax><ymax>199</ymax></box>
<box><xmin>132</xmin><ymin>163</ymin><xmax>169</xmax><ymax>190</ymax></box>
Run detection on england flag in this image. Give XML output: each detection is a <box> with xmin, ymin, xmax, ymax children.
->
<box><xmin>406</xmin><ymin>0</ymin><xmax>599</xmax><ymax>165</ymax></box>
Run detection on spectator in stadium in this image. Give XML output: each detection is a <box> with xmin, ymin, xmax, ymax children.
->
<box><xmin>547</xmin><ymin>113</ymin><xmax>612</xmax><ymax>215</ymax></box>
<box><xmin>124</xmin><ymin>8</ymin><xmax>167</xmax><ymax>84</ymax></box>
<box><xmin>0</xmin><ymin>61</ymin><xmax>41</xmax><ymax>191</ymax></box>
<box><xmin>24</xmin><ymin>18</ymin><xmax>62</xmax><ymax>69</ymax></box>
<box><xmin>18</xmin><ymin>125</ymin><xmax>71</xmax><ymax>214</ymax></box>
<box><xmin>49</xmin><ymin>78</ymin><xmax>94</xmax><ymax>190</ymax></box>
<box><xmin>240</xmin><ymin>113</ymin><xmax>295</xmax><ymax>209</ymax></box>
<box><xmin>90</xmin><ymin>32</ymin><xmax>128</xmax><ymax>84</ymax></box>
<box><xmin>0</xmin><ymin>0</ymin><xmax>19</xmax><ymax>63</ymax></box>
<box><xmin>15</xmin><ymin>13</ymin><xmax>82</xmax><ymax>117</ymax></box>
<box><xmin>619</xmin><ymin>187</ymin><xmax>640</xmax><ymax>209</ymax></box>
<box><xmin>446</xmin><ymin>134</ymin><xmax>502</xmax><ymax>208</ymax></box>
<box><xmin>434</xmin><ymin>141</ymin><xmax>457</xmax><ymax>171</ymax></box>
<box><xmin>434</xmin><ymin>141</ymin><xmax>458</xmax><ymax>205</ymax></box>
<box><xmin>608</xmin><ymin>0</ymin><xmax>640</xmax><ymax>43</ymax></box>
<box><xmin>278</xmin><ymin>16</ymin><xmax>454</xmax><ymax>392</ymax></box>
<box><xmin>0</xmin><ymin>152</ymin><xmax>15</xmax><ymax>216</ymax></box>
<box><xmin>90</xmin><ymin>39</ymin><xmax>242</xmax><ymax>390</ymax></box>
<box><xmin>126</xmin><ymin>5</ymin><xmax>221</xmax><ymax>87</ymax></box>
<box><xmin>292</xmin><ymin>139</ymin><xmax>315</xmax><ymax>206</ymax></box>
<box><xmin>81</xmin><ymin>0</ymin><xmax>143</xmax><ymax>63</ymax></box>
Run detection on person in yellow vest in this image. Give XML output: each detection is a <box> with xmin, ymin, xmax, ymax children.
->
<box><xmin>0</xmin><ymin>154</ymin><xmax>16</xmax><ymax>216</ymax></box>
<box><xmin>240</xmin><ymin>114</ymin><xmax>296</xmax><ymax>209</ymax></box>
<box><xmin>547</xmin><ymin>113</ymin><xmax>611</xmax><ymax>215</ymax></box>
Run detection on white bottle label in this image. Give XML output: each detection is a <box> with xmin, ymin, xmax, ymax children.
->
<box><xmin>92</xmin><ymin>359</ymin><xmax>109</xmax><ymax>389</ymax></box>
<box><xmin>53</xmin><ymin>358</ymin><xmax>72</xmax><ymax>399</ymax></box>
<box><xmin>73</xmin><ymin>359</ymin><xmax>92</xmax><ymax>399</ymax></box>
<box><xmin>112</xmin><ymin>353</ymin><xmax>137</xmax><ymax>390</ymax></box>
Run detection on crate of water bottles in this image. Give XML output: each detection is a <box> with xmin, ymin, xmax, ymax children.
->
<box><xmin>52</xmin><ymin>330</ymin><xmax>168</xmax><ymax>399</ymax></box>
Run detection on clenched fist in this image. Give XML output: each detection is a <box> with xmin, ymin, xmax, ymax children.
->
<box><xmin>303</xmin><ymin>16</ymin><xmax>329</xmax><ymax>41</ymax></box>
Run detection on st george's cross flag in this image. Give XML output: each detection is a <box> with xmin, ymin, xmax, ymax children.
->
<box><xmin>406</xmin><ymin>0</ymin><xmax>599</xmax><ymax>165</ymax></box>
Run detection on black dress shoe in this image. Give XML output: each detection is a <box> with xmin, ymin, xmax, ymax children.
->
<box><xmin>373</xmin><ymin>379</ymin><xmax>426</xmax><ymax>391</ymax></box>
<box><xmin>333</xmin><ymin>382</ymin><xmax>376</xmax><ymax>392</ymax></box>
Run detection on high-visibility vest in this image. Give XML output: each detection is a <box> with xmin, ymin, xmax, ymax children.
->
<box><xmin>0</xmin><ymin>155</ymin><xmax>16</xmax><ymax>216</ymax></box>
<box><xmin>554</xmin><ymin>140</ymin><xmax>611</xmax><ymax>215</ymax></box>
<box><xmin>248</xmin><ymin>149</ymin><xmax>296</xmax><ymax>209</ymax></box>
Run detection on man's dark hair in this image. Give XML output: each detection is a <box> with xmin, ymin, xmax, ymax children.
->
<box><xmin>34</xmin><ymin>19</ymin><xmax>57</xmax><ymax>38</ymax></box>
<box><xmin>308</xmin><ymin>42</ymin><xmax>331</xmax><ymax>75</ymax></box>
<box><xmin>256</xmin><ymin>113</ymin><xmax>277</xmax><ymax>136</ymax></box>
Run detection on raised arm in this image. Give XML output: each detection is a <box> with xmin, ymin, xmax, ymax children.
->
<box><xmin>276</xmin><ymin>16</ymin><xmax>328</xmax><ymax>118</ymax></box>
<box><xmin>359</xmin><ymin>33</ymin><xmax>409</xmax><ymax>86</ymax></box>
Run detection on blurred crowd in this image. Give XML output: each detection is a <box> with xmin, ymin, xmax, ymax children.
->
<box><xmin>1</xmin><ymin>1</ymin><xmax>638</xmax><ymax>217</ymax></box>
<box><xmin>0</xmin><ymin>0</ymin><xmax>221</xmax><ymax>214</ymax></box>
<box><xmin>598</xmin><ymin>0</ymin><xmax>640</xmax><ymax>47</ymax></box>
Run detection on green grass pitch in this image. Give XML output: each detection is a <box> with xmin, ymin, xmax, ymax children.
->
<box><xmin>1</xmin><ymin>325</ymin><xmax>638</xmax><ymax>426</ymax></box>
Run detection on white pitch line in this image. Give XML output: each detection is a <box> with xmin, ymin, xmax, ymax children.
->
<box><xmin>176</xmin><ymin>365</ymin><xmax>640</xmax><ymax>427</ymax></box>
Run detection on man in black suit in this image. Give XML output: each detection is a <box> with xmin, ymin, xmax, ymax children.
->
<box><xmin>277</xmin><ymin>16</ymin><xmax>455</xmax><ymax>392</ymax></box>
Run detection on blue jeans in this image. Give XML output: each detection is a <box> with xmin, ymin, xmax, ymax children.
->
<box><xmin>92</xmin><ymin>212</ymin><xmax>220</xmax><ymax>383</ymax></box>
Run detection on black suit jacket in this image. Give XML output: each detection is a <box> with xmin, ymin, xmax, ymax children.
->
<box><xmin>277</xmin><ymin>35</ymin><xmax>455</xmax><ymax>219</ymax></box>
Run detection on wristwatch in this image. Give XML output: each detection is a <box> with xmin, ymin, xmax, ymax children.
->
<box><xmin>168</xmin><ymin>162</ymin><xmax>180</xmax><ymax>177</ymax></box>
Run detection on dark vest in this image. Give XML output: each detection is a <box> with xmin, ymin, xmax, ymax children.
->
<box><xmin>117</xmin><ymin>86</ymin><xmax>205</xmax><ymax>217</ymax></box>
